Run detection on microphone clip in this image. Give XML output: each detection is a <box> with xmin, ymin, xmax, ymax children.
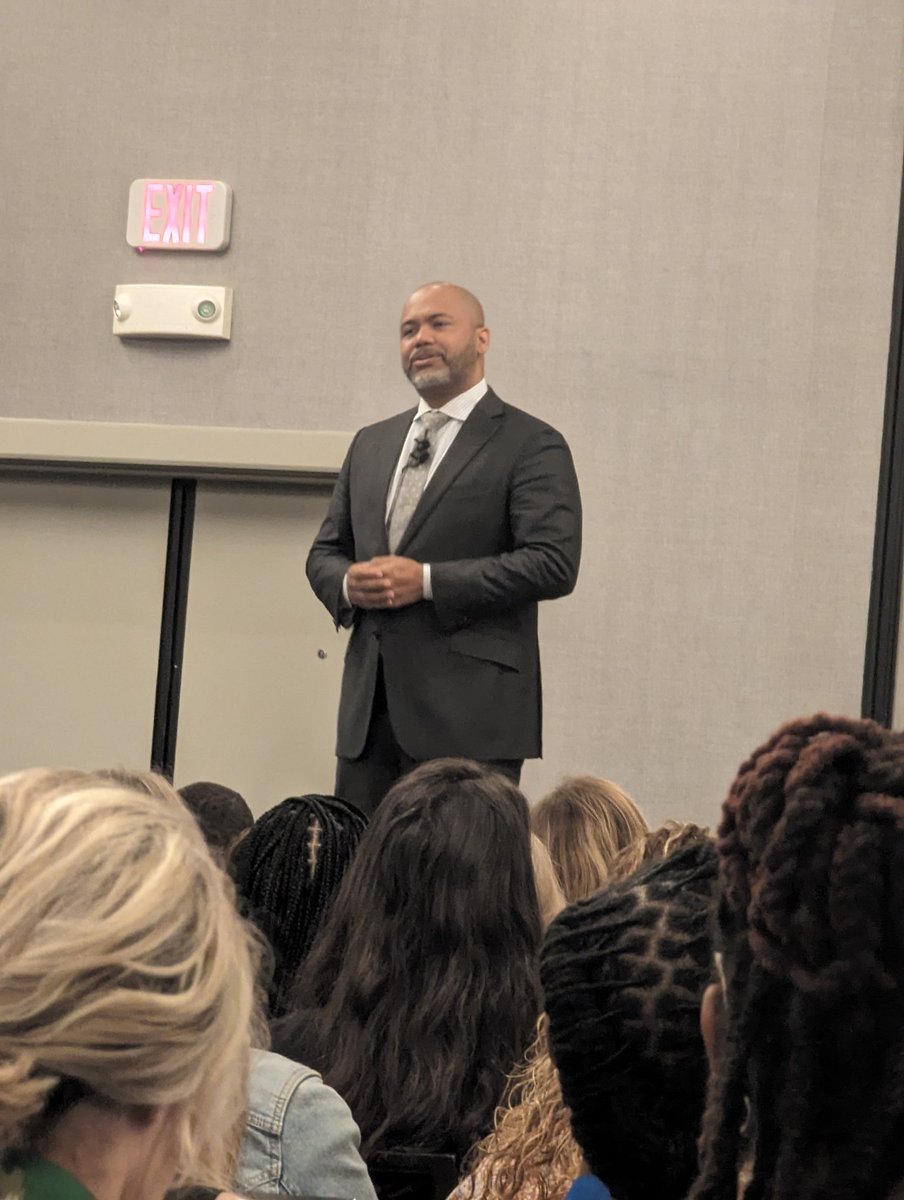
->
<box><xmin>408</xmin><ymin>435</ymin><xmax>431</xmax><ymax>467</ymax></box>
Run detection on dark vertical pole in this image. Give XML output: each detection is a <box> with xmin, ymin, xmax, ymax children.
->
<box><xmin>151</xmin><ymin>478</ymin><xmax>196</xmax><ymax>778</ymax></box>
<box><xmin>862</xmin><ymin>146</ymin><xmax>904</xmax><ymax>726</ymax></box>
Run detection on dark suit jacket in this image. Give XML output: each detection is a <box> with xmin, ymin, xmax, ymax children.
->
<box><xmin>306</xmin><ymin>388</ymin><xmax>582</xmax><ymax>762</ymax></box>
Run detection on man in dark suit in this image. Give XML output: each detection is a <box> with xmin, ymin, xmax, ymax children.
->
<box><xmin>307</xmin><ymin>282</ymin><xmax>582</xmax><ymax>814</ymax></box>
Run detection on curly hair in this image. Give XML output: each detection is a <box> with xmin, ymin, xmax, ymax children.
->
<box><xmin>458</xmin><ymin>1016</ymin><xmax>581</xmax><ymax>1200</ymax></box>
<box><xmin>691</xmin><ymin>713</ymin><xmax>904</xmax><ymax>1200</ymax></box>
<box><xmin>230</xmin><ymin>793</ymin><xmax>367</xmax><ymax>1018</ymax></box>
<box><xmin>286</xmin><ymin>759</ymin><xmax>543</xmax><ymax>1163</ymax></box>
<box><xmin>531</xmin><ymin>776</ymin><xmax>649</xmax><ymax>901</ymax></box>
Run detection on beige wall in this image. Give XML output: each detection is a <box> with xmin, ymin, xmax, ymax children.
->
<box><xmin>2</xmin><ymin>2</ymin><xmax>903</xmax><ymax>826</ymax></box>
<box><xmin>176</xmin><ymin>483</ymin><xmax>347</xmax><ymax>814</ymax></box>
<box><xmin>0</xmin><ymin>478</ymin><xmax>170</xmax><ymax>772</ymax></box>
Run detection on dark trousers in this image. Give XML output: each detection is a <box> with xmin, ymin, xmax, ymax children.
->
<box><xmin>335</xmin><ymin>661</ymin><xmax>523</xmax><ymax>817</ymax></box>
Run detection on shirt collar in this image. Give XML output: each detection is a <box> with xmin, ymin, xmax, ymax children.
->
<box><xmin>415</xmin><ymin>378</ymin><xmax>488</xmax><ymax>422</ymax></box>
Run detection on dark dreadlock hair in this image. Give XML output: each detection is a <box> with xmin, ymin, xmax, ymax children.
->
<box><xmin>230</xmin><ymin>793</ymin><xmax>366</xmax><ymax>1018</ymax></box>
<box><xmin>691</xmin><ymin>714</ymin><xmax>904</xmax><ymax>1200</ymax></box>
<box><xmin>287</xmin><ymin>758</ymin><xmax>543</xmax><ymax>1163</ymax></box>
<box><xmin>541</xmin><ymin>839</ymin><xmax>718</xmax><ymax>1200</ymax></box>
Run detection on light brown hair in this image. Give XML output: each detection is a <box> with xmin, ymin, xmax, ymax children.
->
<box><xmin>531</xmin><ymin>776</ymin><xmax>649</xmax><ymax>901</ymax></box>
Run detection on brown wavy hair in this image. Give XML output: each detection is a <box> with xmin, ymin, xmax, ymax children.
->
<box><xmin>288</xmin><ymin>759</ymin><xmax>543</xmax><ymax>1163</ymax></box>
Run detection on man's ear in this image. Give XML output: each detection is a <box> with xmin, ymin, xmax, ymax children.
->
<box><xmin>701</xmin><ymin>980</ymin><xmax>726</xmax><ymax>1076</ymax></box>
<box><xmin>476</xmin><ymin>326</ymin><xmax>490</xmax><ymax>355</ymax></box>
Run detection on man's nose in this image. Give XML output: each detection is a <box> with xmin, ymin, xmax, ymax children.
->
<box><xmin>414</xmin><ymin>325</ymin><xmax>435</xmax><ymax>344</ymax></box>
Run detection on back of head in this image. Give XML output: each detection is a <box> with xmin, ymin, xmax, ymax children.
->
<box><xmin>94</xmin><ymin>766</ymin><xmax>182</xmax><ymax>803</ymax></box>
<box><xmin>531</xmin><ymin>776</ymin><xmax>649</xmax><ymax>902</ymax></box>
<box><xmin>608</xmin><ymin>819</ymin><xmax>713</xmax><ymax>883</ymax></box>
<box><xmin>542</xmin><ymin>840</ymin><xmax>719</xmax><ymax>1200</ymax></box>
<box><xmin>0</xmin><ymin>768</ymin><xmax>261</xmax><ymax>1187</ymax></box>
<box><xmin>178</xmin><ymin>780</ymin><xmax>255</xmax><ymax>863</ymax></box>
<box><xmin>298</xmin><ymin>758</ymin><xmax>543</xmax><ymax>1159</ymax></box>
<box><xmin>230</xmin><ymin>793</ymin><xmax>366</xmax><ymax>1017</ymax></box>
<box><xmin>692</xmin><ymin>714</ymin><xmax>904</xmax><ymax>1200</ymax></box>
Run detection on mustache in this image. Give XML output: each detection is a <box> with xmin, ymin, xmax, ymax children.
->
<box><xmin>409</xmin><ymin>349</ymin><xmax>446</xmax><ymax>367</ymax></box>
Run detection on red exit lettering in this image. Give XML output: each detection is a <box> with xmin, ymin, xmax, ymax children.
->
<box><xmin>143</xmin><ymin>182</ymin><xmax>214</xmax><ymax>246</ymax></box>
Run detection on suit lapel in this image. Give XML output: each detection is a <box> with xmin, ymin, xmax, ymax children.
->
<box><xmin>396</xmin><ymin>389</ymin><xmax>504</xmax><ymax>553</ymax></box>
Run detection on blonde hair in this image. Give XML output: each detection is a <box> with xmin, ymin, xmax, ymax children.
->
<box><xmin>92</xmin><ymin>766</ymin><xmax>181</xmax><ymax>804</ymax></box>
<box><xmin>531</xmin><ymin>776</ymin><xmax>648</xmax><ymax>902</ymax></box>
<box><xmin>0</xmin><ymin>768</ymin><xmax>263</xmax><ymax>1187</ymax></box>
<box><xmin>530</xmin><ymin>834</ymin><xmax>566</xmax><ymax>929</ymax></box>
<box><xmin>460</xmin><ymin>1016</ymin><xmax>581</xmax><ymax>1200</ymax></box>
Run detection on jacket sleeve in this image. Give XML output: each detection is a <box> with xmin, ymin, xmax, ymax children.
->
<box><xmin>429</xmin><ymin>424</ymin><xmax>582</xmax><ymax>624</ymax></box>
<box><xmin>306</xmin><ymin>435</ymin><xmax>359</xmax><ymax>629</ymax></box>
<box><xmin>279</xmin><ymin>1071</ymin><xmax>378</xmax><ymax>1200</ymax></box>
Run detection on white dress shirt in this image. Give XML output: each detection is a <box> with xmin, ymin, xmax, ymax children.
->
<box><xmin>343</xmin><ymin>378</ymin><xmax>489</xmax><ymax>605</ymax></box>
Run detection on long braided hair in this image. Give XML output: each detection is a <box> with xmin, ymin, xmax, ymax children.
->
<box><xmin>230</xmin><ymin>793</ymin><xmax>366</xmax><ymax>1018</ymax></box>
<box><xmin>542</xmin><ymin>839</ymin><xmax>719</xmax><ymax>1200</ymax></box>
<box><xmin>463</xmin><ymin>822</ymin><xmax>712</xmax><ymax>1200</ymax></box>
<box><xmin>691</xmin><ymin>714</ymin><xmax>904</xmax><ymax>1200</ymax></box>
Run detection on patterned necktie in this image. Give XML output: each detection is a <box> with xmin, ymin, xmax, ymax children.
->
<box><xmin>386</xmin><ymin>411</ymin><xmax>451</xmax><ymax>552</ymax></box>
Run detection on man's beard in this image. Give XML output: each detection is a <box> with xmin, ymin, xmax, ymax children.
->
<box><xmin>406</xmin><ymin>346</ymin><xmax>477</xmax><ymax>394</ymax></box>
<box><xmin>406</xmin><ymin>360</ymin><xmax>452</xmax><ymax>391</ymax></box>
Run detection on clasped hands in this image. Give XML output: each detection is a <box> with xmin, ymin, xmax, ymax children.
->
<box><xmin>347</xmin><ymin>556</ymin><xmax>424</xmax><ymax>609</ymax></box>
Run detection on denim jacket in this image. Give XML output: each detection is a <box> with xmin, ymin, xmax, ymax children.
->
<box><xmin>236</xmin><ymin>1049</ymin><xmax>378</xmax><ymax>1199</ymax></box>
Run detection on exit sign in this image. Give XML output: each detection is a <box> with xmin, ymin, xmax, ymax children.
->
<box><xmin>126</xmin><ymin>179</ymin><xmax>232</xmax><ymax>251</ymax></box>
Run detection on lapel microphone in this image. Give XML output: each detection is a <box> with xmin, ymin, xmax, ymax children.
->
<box><xmin>408</xmin><ymin>435</ymin><xmax>431</xmax><ymax>467</ymax></box>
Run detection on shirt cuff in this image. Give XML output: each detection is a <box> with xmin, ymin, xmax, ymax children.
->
<box><xmin>342</xmin><ymin>572</ymin><xmax>351</xmax><ymax>606</ymax></box>
<box><xmin>423</xmin><ymin>563</ymin><xmax>432</xmax><ymax>600</ymax></box>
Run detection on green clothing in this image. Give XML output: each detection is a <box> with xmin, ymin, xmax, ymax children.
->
<box><xmin>0</xmin><ymin>1154</ymin><xmax>95</xmax><ymax>1200</ymax></box>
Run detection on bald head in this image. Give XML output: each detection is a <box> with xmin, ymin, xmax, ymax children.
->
<box><xmin>405</xmin><ymin>282</ymin><xmax>485</xmax><ymax>326</ymax></box>
<box><xmin>399</xmin><ymin>283</ymin><xmax>490</xmax><ymax>407</ymax></box>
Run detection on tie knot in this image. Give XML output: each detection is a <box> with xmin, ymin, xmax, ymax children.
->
<box><xmin>420</xmin><ymin>411</ymin><xmax>451</xmax><ymax>434</ymax></box>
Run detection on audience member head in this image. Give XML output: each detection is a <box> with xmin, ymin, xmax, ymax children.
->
<box><xmin>608</xmin><ymin>818</ymin><xmax>712</xmax><ymax>882</ymax></box>
<box><xmin>231</xmin><ymin>793</ymin><xmax>367</xmax><ymax>1018</ymax></box>
<box><xmin>0</xmin><ymin>768</ymin><xmax>262</xmax><ymax>1192</ymax></box>
<box><xmin>531</xmin><ymin>833</ymin><xmax>566</xmax><ymax>928</ymax></box>
<box><xmin>542</xmin><ymin>840</ymin><xmax>719</xmax><ymax>1200</ymax></box>
<box><xmin>692</xmin><ymin>714</ymin><xmax>904</xmax><ymax>1200</ymax></box>
<box><xmin>295</xmin><ymin>758</ymin><xmax>543</xmax><ymax>1160</ymax></box>
<box><xmin>531</xmin><ymin>776</ymin><xmax>648</xmax><ymax>901</ymax></box>
<box><xmin>466</xmin><ymin>819</ymin><xmax>714</xmax><ymax>1200</ymax></box>
<box><xmin>178</xmin><ymin>780</ymin><xmax>255</xmax><ymax>865</ymax></box>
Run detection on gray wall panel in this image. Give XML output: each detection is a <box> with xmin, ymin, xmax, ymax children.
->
<box><xmin>2</xmin><ymin>1</ymin><xmax>903</xmax><ymax>824</ymax></box>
